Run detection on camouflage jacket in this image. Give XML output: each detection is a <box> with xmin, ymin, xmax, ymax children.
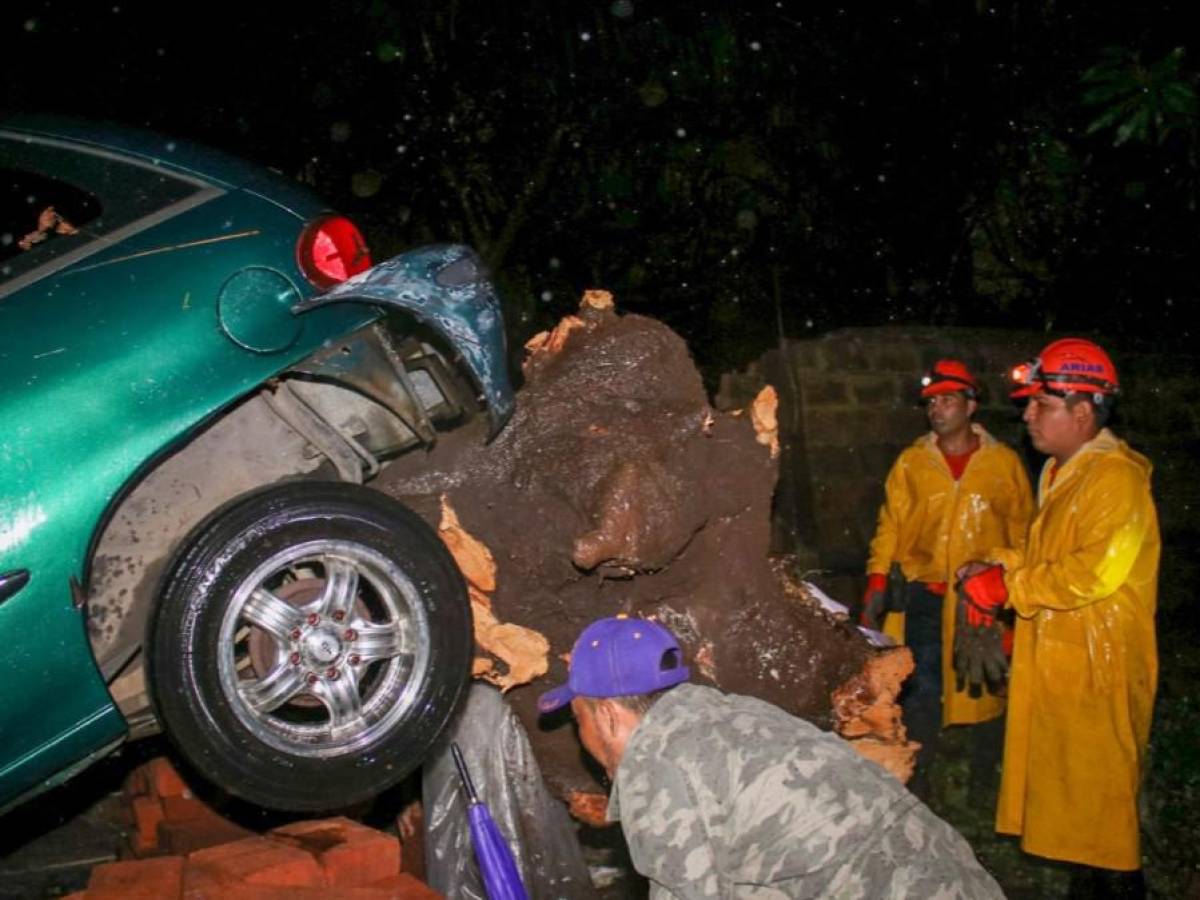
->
<box><xmin>607</xmin><ymin>684</ymin><xmax>1003</xmax><ymax>899</ymax></box>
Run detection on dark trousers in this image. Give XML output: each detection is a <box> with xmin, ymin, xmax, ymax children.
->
<box><xmin>1067</xmin><ymin>865</ymin><xmax>1146</xmax><ymax>899</ymax></box>
<box><xmin>902</xmin><ymin>582</ymin><xmax>1006</xmax><ymax>801</ymax></box>
<box><xmin>900</xmin><ymin>581</ymin><xmax>943</xmax><ymax>789</ymax></box>
<box><xmin>967</xmin><ymin>713</ymin><xmax>1005</xmax><ymax>800</ymax></box>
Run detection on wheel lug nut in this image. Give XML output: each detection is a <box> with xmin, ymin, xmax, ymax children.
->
<box><xmin>349</xmin><ymin>654</ymin><xmax>361</xmax><ymax>666</ymax></box>
<box><xmin>307</xmin><ymin>613</ymin><xmax>320</xmax><ymax>625</ymax></box>
<box><xmin>289</xmin><ymin>652</ymin><xmax>301</xmax><ymax>665</ymax></box>
<box><xmin>290</xmin><ymin>628</ymin><xmax>302</xmax><ymax>640</ymax></box>
<box><xmin>332</xmin><ymin>610</ymin><xmax>345</xmax><ymax>622</ymax></box>
<box><xmin>343</xmin><ymin>628</ymin><xmax>357</xmax><ymax>641</ymax></box>
<box><xmin>326</xmin><ymin>667</ymin><xmax>339</xmax><ymax>680</ymax></box>
<box><xmin>306</xmin><ymin>673</ymin><xmax>319</xmax><ymax>685</ymax></box>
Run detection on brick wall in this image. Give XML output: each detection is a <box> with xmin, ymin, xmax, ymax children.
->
<box><xmin>717</xmin><ymin>327</ymin><xmax>1199</xmax><ymax>614</ymax></box>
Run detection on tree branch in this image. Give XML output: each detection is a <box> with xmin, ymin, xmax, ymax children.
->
<box><xmin>485</xmin><ymin>124</ymin><xmax>567</xmax><ymax>273</ymax></box>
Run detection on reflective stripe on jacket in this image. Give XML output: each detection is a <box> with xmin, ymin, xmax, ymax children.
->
<box><xmin>987</xmin><ymin>428</ymin><xmax>1159</xmax><ymax>870</ymax></box>
<box><xmin>869</xmin><ymin>424</ymin><xmax>1033</xmax><ymax>725</ymax></box>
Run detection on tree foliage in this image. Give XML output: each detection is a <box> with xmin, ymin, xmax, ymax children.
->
<box><xmin>1082</xmin><ymin>46</ymin><xmax>1198</xmax><ymax>147</ymax></box>
<box><xmin>5</xmin><ymin>1</ymin><xmax>1197</xmax><ymax>372</ymax></box>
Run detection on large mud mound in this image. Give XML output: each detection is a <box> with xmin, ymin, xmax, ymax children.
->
<box><xmin>377</xmin><ymin>299</ymin><xmax>873</xmax><ymax>796</ymax></box>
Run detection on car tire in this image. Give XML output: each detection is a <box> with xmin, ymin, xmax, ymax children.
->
<box><xmin>146</xmin><ymin>481</ymin><xmax>471</xmax><ymax>812</ymax></box>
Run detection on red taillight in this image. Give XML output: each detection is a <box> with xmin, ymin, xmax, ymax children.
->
<box><xmin>296</xmin><ymin>214</ymin><xmax>372</xmax><ymax>289</ymax></box>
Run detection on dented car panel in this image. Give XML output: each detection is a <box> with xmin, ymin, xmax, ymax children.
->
<box><xmin>0</xmin><ymin>117</ymin><xmax>513</xmax><ymax>811</ymax></box>
<box><xmin>294</xmin><ymin>244</ymin><xmax>515</xmax><ymax>436</ymax></box>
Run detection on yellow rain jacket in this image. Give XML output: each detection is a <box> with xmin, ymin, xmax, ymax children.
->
<box><xmin>868</xmin><ymin>425</ymin><xmax>1033</xmax><ymax>725</ymax></box>
<box><xmin>986</xmin><ymin>428</ymin><xmax>1159</xmax><ymax>871</ymax></box>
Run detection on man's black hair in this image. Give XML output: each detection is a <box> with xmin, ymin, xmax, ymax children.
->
<box><xmin>1066</xmin><ymin>393</ymin><xmax>1113</xmax><ymax>429</ymax></box>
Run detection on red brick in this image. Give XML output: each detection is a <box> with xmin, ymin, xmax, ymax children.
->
<box><xmin>209</xmin><ymin>885</ymin><xmax>415</xmax><ymax>900</ymax></box>
<box><xmin>396</xmin><ymin>801</ymin><xmax>425</xmax><ymax>879</ymax></box>
<box><xmin>187</xmin><ymin>835</ymin><xmax>274</xmax><ymax>865</ymax></box>
<box><xmin>183</xmin><ymin>870</ymin><xmax>403</xmax><ymax>900</ymax></box>
<box><xmin>87</xmin><ymin>855</ymin><xmax>184</xmax><ymax>900</ymax></box>
<box><xmin>182</xmin><ymin>861</ymin><xmax>237</xmax><ymax>900</ymax></box>
<box><xmin>147</xmin><ymin>757</ymin><xmax>191</xmax><ymax>798</ymax></box>
<box><xmin>210</xmin><ymin>879</ymin><xmax>441</xmax><ymax>900</ymax></box>
<box><xmin>188</xmin><ymin>836</ymin><xmax>324</xmax><ymax>888</ymax></box>
<box><xmin>271</xmin><ymin>816</ymin><xmax>399</xmax><ymax>887</ymax></box>
<box><xmin>123</xmin><ymin>763</ymin><xmax>150</xmax><ymax>800</ymax></box>
<box><xmin>130</xmin><ymin>795</ymin><xmax>165</xmax><ymax>857</ymax></box>
<box><xmin>159</xmin><ymin>813</ymin><xmax>256</xmax><ymax>855</ymax></box>
<box><xmin>220</xmin><ymin>889</ymin><xmax>312</xmax><ymax>900</ymax></box>
<box><xmin>368</xmin><ymin>873</ymin><xmax>444</xmax><ymax>899</ymax></box>
<box><xmin>161</xmin><ymin>793</ymin><xmax>216</xmax><ymax>822</ymax></box>
<box><xmin>156</xmin><ymin>792</ymin><xmax>254</xmax><ymax>853</ymax></box>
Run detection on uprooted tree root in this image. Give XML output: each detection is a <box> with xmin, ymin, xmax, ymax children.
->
<box><xmin>378</xmin><ymin>292</ymin><xmax>916</xmax><ymax>808</ymax></box>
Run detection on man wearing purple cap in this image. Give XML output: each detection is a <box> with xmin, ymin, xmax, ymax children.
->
<box><xmin>540</xmin><ymin>616</ymin><xmax>1003</xmax><ymax>899</ymax></box>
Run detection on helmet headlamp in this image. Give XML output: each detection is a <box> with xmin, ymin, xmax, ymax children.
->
<box><xmin>1009</xmin><ymin>354</ymin><xmax>1118</xmax><ymax>400</ymax></box>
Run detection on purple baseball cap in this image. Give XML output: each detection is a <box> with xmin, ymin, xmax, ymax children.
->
<box><xmin>538</xmin><ymin>616</ymin><xmax>690</xmax><ymax>714</ymax></box>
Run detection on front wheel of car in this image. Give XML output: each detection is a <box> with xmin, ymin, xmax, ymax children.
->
<box><xmin>146</xmin><ymin>482</ymin><xmax>471</xmax><ymax>812</ymax></box>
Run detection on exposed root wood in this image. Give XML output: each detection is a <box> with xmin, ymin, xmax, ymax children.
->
<box><xmin>831</xmin><ymin>647</ymin><xmax>920</xmax><ymax>783</ymax></box>
<box><xmin>522</xmin><ymin>315</ymin><xmax>585</xmax><ymax>372</ymax></box>
<box><xmin>438</xmin><ymin>495</ymin><xmax>497</xmax><ymax>593</ymax></box>
<box><xmin>580</xmin><ymin>289</ymin><xmax>614</xmax><ymax>311</ymax></box>
<box><xmin>750</xmin><ymin>385</ymin><xmax>780</xmax><ymax>458</ymax></box>
<box><xmin>470</xmin><ymin>592</ymin><xmax>550</xmax><ymax>692</ymax></box>
<box><xmin>567</xmin><ymin>790</ymin><xmax>611</xmax><ymax>828</ymax></box>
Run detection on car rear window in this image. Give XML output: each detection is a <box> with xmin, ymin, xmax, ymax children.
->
<box><xmin>0</xmin><ymin>134</ymin><xmax>213</xmax><ymax>288</ymax></box>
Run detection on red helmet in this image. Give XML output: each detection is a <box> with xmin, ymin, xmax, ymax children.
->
<box><xmin>920</xmin><ymin>359</ymin><xmax>979</xmax><ymax>399</ymax></box>
<box><xmin>1009</xmin><ymin>338</ymin><xmax>1119</xmax><ymax>400</ymax></box>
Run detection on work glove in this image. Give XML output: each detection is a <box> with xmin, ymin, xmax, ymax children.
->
<box><xmin>859</xmin><ymin>573</ymin><xmax>888</xmax><ymax>629</ymax></box>
<box><xmin>953</xmin><ymin>600</ymin><xmax>1009</xmax><ymax>698</ymax></box>
<box><xmin>859</xmin><ymin>563</ymin><xmax>907</xmax><ymax>629</ymax></box>
<box><xmin>958</xmin><ymin>564</ymin><xmax>1007</xmax><ymax>628</ymax></box>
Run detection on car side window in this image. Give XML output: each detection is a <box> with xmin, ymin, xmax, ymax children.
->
<box><xmin>1</xmin><ymin>167</ymin><xmax>101</xmax><ymax>265</ymax></box>
<box><xmin>1</xmin><ymin>134</ymin><xmax>209</xmax><ymax>288</ymax></box>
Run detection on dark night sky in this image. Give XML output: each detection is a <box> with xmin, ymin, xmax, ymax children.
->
<box><xmin>4</xmin><ymin>2</ymin><xmax>1197</xmax><ymax>368</ymax></box>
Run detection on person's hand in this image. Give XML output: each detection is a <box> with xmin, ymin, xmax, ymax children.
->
<box><xmin>17</xmin><ymin>230</ymin><xmax>46</xmax><ymax>250</ymax></box>
<box><xmin>957</xmin><ymin>564</ymin><xmax>1007</xmax><ymax>628</ymax></box>
<box><xmin>17</xmin><ymin>207</ymin><xmax>77</xmax><ymax>251</ymax></box>
<box><xmin>859</xmin><ymin>573</ymin><xmax>888</xmax><ymax>629</ymax></box>
<box><xmin>35</xmin><ymin>206</ymin><xmax>60</xmax><ymax>231</ymax></box>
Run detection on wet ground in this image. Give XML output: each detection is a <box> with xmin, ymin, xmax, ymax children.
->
<box><xmin>0</xmin><ymin>741</ymin><xmax>154</xmax><ymax>899</ymax></box>
<box><xmin>0</xmin><ymin>735</ymin><xmax>646</xmax><ymax>899</ymax></box>
<box><xmin>0</xmin><ymin>790</ymin><xmax>122</xmax><ymax>898</ymax></box>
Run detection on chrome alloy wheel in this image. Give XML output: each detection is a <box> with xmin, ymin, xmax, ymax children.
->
<box><xmin>217</xmin><ymin>539</ymin><xmax>430</xmax><ymax>758</ymax></box>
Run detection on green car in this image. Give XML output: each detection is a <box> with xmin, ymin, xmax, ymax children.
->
<box><xmin>0</xmin><ymin>116</ymin><xmax>514</xmax><ymax>813</ymax></box>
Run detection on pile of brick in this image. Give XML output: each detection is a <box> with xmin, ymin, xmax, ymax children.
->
<box><xmin>64</xmin><ymin>756</ymin><xmax>438</xmax><ymax>899</ymax></box>
<box><xmin>123</xmin><ymin>757</ymin><xmax>254</xmax><ymax>857</ymax></box>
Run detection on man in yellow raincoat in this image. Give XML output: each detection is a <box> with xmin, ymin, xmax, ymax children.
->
<box><xmin>959</xmin><ymin>338</ymin><xmax>1158</xmax><ymax>897</ymax></box>
<box><xmin>862</xmin><ymin>359</ymin><xmax>1033</xmax><ymax>797</ymax></box>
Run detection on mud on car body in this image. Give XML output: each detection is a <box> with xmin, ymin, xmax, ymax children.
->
<box><xmin>0</xmin><ymin>116</ymin><xmax>513</xmax><ymax>813</ymax></box>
